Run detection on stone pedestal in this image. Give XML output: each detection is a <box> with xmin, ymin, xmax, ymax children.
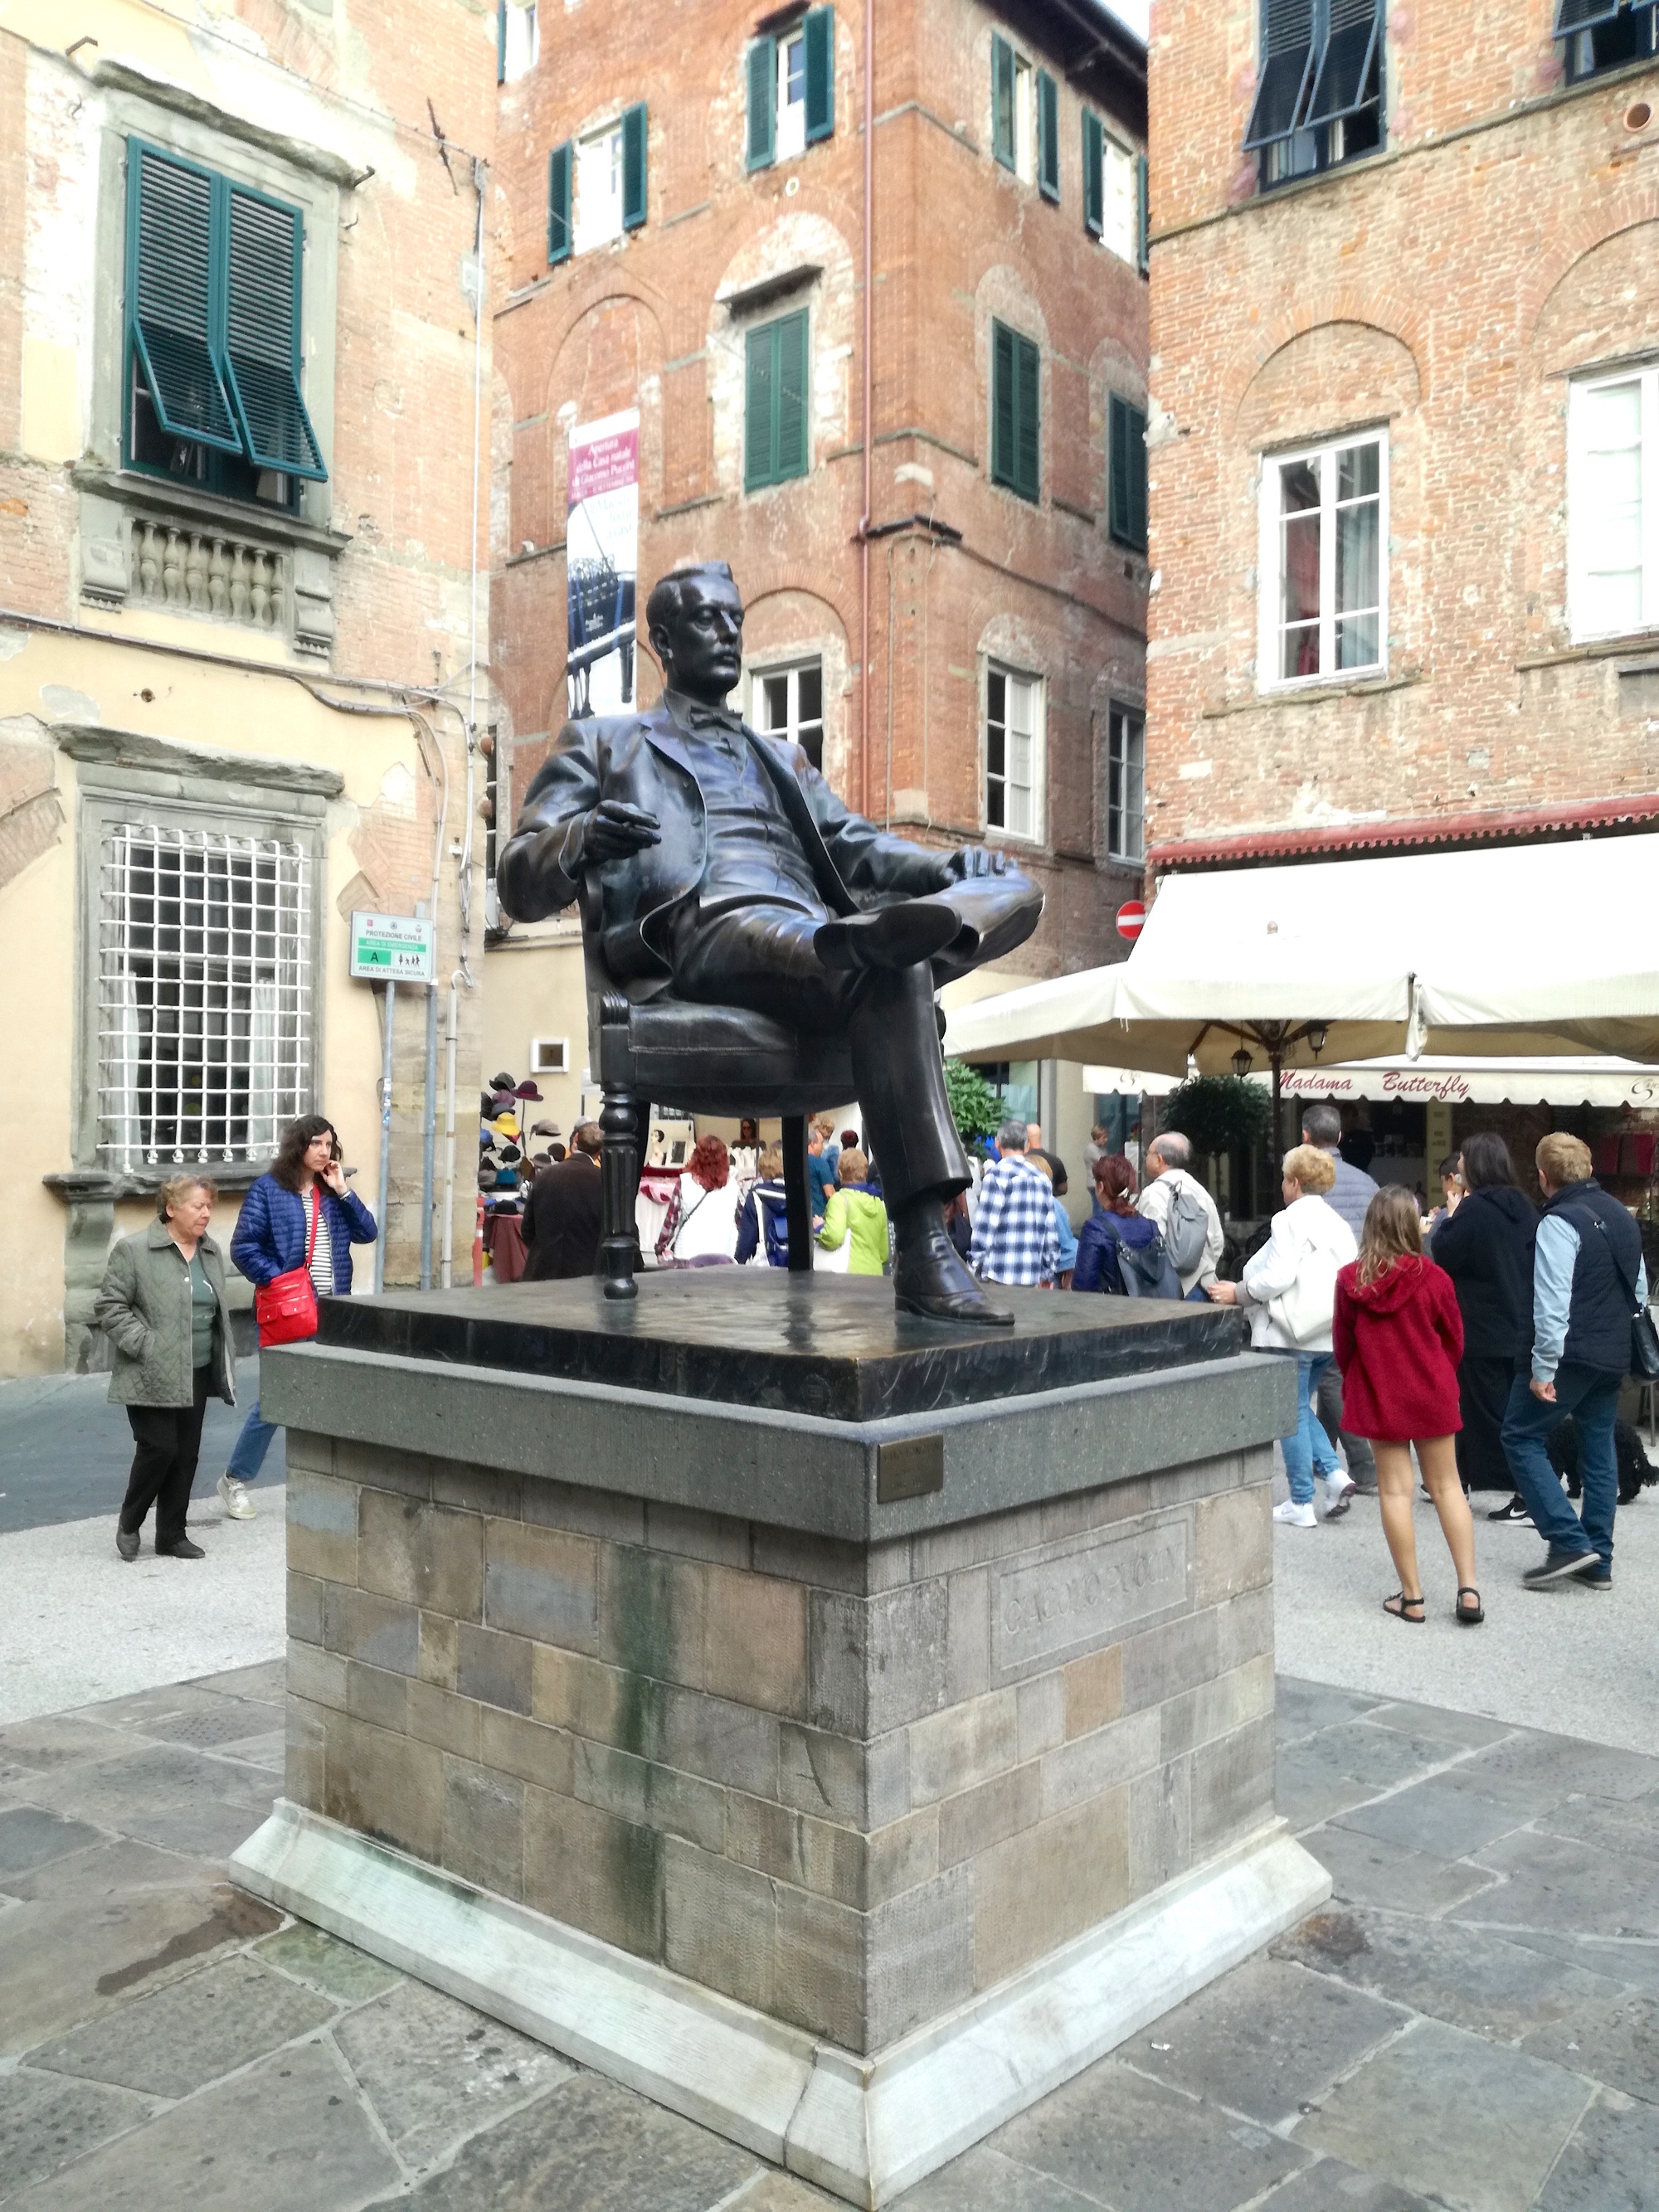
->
<box><xmin>231</xmin><ymin>1275</ymin><xmax>1326</xmax><ymax>2207</ymax></box>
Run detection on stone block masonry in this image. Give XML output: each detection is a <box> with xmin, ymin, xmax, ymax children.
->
<box><xmin>279</xmin><ymin>1427</ymin><xmax>1282</xmax><ymax>2059</ymax></box>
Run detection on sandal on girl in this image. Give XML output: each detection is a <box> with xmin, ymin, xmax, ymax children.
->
<box><xmin>1382</xmin><ymin>1591</ymin><xmax>1425</xmax><ymax>1623</ymax></box>
<box><xmin>1455</xmin><ymin>1586</ymin><xmax>1485</xmax><ymax>1626</ymax></box>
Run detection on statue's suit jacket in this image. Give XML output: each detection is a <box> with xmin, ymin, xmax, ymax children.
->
<box><xmin>498</xmin><ymin>705</ymin><xmax>954</xmax><ymax>988</ymax></box>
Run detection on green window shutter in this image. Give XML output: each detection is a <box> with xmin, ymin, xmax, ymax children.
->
<box><xmin>990</xmin><ymin>318</ymin><xmax>1015</xmax><ymax>491</ymax></box>
<box><xmin>1109</xmin><ymin>394</ymin><xmax>1147</xmax><ymax>550</ymax></box>
<box><xmin>622</xmin><ymin>103</ymin><xmax>648</xmax><ymax>231</ymax></box>
<box><xmin>1082</xmin><ymin>109</ymin><xmax>1103</xmax><ymax>236</ymax></box>
<box><xmin>125</xmin><ymin>141</ymin><xmax>241</xmax><ymax>455</ymax></box>
<box><xmin>746</xmin><ymin>322</ymin><xmax>776</xmax><ymax>489</ymax></box>
<box><xmin>991</xmin><ymin>33</ymin><xmax>1015</xmax><ymax>170</ymax></box>
<box><xmin>804</xmin><ymin>7</ymin><xmax>834</xmax><ymax>143</ymax></box>
<box><xmin>222</xmin><ymin>184</ymin><xmax>327</xmax><ymax>480</ymax></box>
<box><xmin>1037</xmin><ymin>69</ymin><xmax>1059</xmax><ymax>201</ymax></box>
<box><xmin>1014</xmin><ymin>331</ymin><xmax>1040</xmax><ymax>503</ymax></box>
<box><xmin>776</xmin><ymin>309</ymin><xmax>809</xmax><ymax>479</ymax></box>
<box><xmin>497</xmin><ymin>0</ymin><xmax>507</xmax><ymax>83</ymax></box>
<box><xmin>1136</xmin><ymin>153</ymin><xmax>1150</xmax><ymax>273</ymax></box>
<box><xmin>747</xmin><ymin>37</ymin><xmax>776</xmax><ymax>168</ymax></box>
<box><xmin>547</xmin><ymin>140</ymin><xmax>572</xmax><ymax>262</ymax></box>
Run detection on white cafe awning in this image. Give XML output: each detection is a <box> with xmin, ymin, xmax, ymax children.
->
<box><xmin>944</xmin><ymin>834</ymin><xmax>1659</xmax><ymax>1072</ymax></box>
<box><xmin>1276</xmin><ymin>1057</ymin><xmax>1659</xmax><ymax>1109</ymax></box>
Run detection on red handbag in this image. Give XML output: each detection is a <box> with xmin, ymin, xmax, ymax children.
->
<box><xmin>255</xmin><ymin>1188</ymin><xmax>323</xmax><ymax>1348</ymax></box>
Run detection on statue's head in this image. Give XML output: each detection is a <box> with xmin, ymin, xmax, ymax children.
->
<box><xmin>645</xmin><ymin>562</ymin><xmax>744</xmax><ymax>703</ymax></box>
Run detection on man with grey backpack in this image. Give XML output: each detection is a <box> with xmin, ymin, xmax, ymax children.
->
<box><xmin>1138</xmin><ymin>1132</ymin><xmax>1224</xmax><ymax>1300</ymax></box>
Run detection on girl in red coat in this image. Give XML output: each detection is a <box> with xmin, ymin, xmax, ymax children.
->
<box><xmin>1334</xmin><ymin>1187</ymin><xmax>1483</xmax><ymax>1626</ymax></box>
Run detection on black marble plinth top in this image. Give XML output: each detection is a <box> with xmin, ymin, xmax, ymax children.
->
<box><xmin>316</xmin><ymin>1273</ymin><xmax>1249</xmax><ymax>1423</ymax></box>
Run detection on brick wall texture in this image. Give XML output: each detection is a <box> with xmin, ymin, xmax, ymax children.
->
<box><xmin>1146</xmin><ymin>1</ymin><xmax>1659</xmax><ymax>866</ymax></box>
<box><xmin>490</xmin><ymin>0</ymin><xmax>1151</xmax><ymax>978</ymax></box>
<box><xmin>283</xmin><ymin>1430</ymin><xmax>1277</xmax><ymax>2054</ymax></box>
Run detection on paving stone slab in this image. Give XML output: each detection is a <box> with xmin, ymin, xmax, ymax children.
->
<box><xmin>1256</xmin><ymin>2156</ymin><xmax>1435</xmax><ymax>2211</ymax></box>
<box><xmin>27</xmin><ymin>1951</ymin><xmax>335</xmax><ymax>2099</ymax></box>
<box><xmin>1116</xmin><ymin>1955</ymin><xmax>1404</xmax><ymax>2128</ymax></box>
<box><xmin>1275</xmin><ymin>1680</ymin><xmax>1388</xmax><ymax>1743</ymax></box>
<box><xmin>0</xmin><ymin>1806</ymin><xmax>105</xmax><ymax>1879</ymax></box>
<box><xmin>186</xmin><ymin>1661</ymin><xmax>286</xmax><ymax>1704</ymax></box>
<box><xmin>0</xmin><ymin>1840</ymin><xmax>279</xmax><ymax>2055</ymax></box>
<box><xmin>1456</xmin><ymin>1828</ymin><xmax>1659</xmax><ymax>1939</ymax></box>
<box><xmin>1521</xmin><ymin>1989</ymin><xmax>1659</xmax><ymax>2107</ymax></box>
<box><xmin>1504</xmin><ymin>1930</ymin><xmax>1659</xmax><ymax>1997</ymax></box>
<box><xmin>1299</xmin><ymin>1824</ymin><xmax>1497</xmax><ymax>1918</ymax></box>
<box><xmin>990</xmin><ymin>2058</ymin><xmax>1309</xmax><ymax>2212</ymax></box>
<box><xmin>22</xmin><ymin>1743</ymin><xmax>276</xmax><ymax>1835</ymax></box>
<box><xmin>1534</xmin><ymin>1791</ymin><xmax>1659</xmax><ymax>1865</ymax></box>
<box><xmin>332</xmin><ymin>1976</ymin><xmax>576</xmax><ymax>2176</ymax></box>
<box><xmin>7</xmin><ymin>2040</ymin><xmax>399</xmax><ymax>2211</ymax></box>
<box><xmin>1356</xmin><ymin>1703</ymin><xmax>1515</xmax><ymax>1752</ymax></box>
<box><xmin>1276</xmin><ymin>1721</ymin><xmax>1464</xmax><ymax>1795</ymax></box>
<box><xmin>1274</xmin><ymin>1906</ymin><xmax>1628</xmax><ymax>2041</ymax></box>
<box><xmin>1331</xmin><ymin>1772</ymin><xmax>1529</xmax><ymax>1862</ymax></box>
<box><xmin>1453</xmin><ymin>1733</ymin><xmax>1659</xmax><ymax>1813</ymax></box>
<box><xmin>75</xmin><ymin>1687</ymin><xmax>277</xmax><ymax>1749</ymax></box>
<box><xmin>727</xmin><ymin>2172</ymin><xmax>847</xmax><ymax>2211</ymax></box>
<box><xmin>211</xmin><ymin>1731</ymin><xmax>285</xmax><ymax>1774</ymax></box>
<box><xmin>0</xmin><ymin>2067</ymin><xmax>150</xmax><ymax>2200</ymax></box>
<box><xmin>373</xmin><ymin>2071</ymin><xmax>757</xmax><ymax>2210</ymax></box>
<box><xmin>1273</xmin><ymin>1745</ymin><xmax>1378</xmax><ymax>1835</ymax></box>
<box><xmin>0</xmin><ymin>1716</ymin><xmax>132</xmax><ymax>1775</ymax></box>
<box><xmin>890</xmin><ymin>2142</ymin><xmax>1105</xmax><ymax>2210</ymax></box>
<box><xmin>1294</xmin><ymin>2016</ymin><xmax>1593</xmax><ymax>2212</ymax></box>
<box><xmin>1535</xmin><ymin>2088</ymin><xmax>1659</xmax><ymax>2212</ymax></box>
<box><xmin>253</xmin><ymin>1923</ymin><xmax>403</xmax><ymax>2004</ymax></box>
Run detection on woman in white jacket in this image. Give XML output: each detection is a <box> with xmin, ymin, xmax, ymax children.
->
<box><xmin>1207</xmin><ymin>1145</ymin><xmax>1359</xmax><ymax>1527</ymax></box>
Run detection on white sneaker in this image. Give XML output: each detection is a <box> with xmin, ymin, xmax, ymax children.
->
<box><xmin>216</xmin><ymin>1474</ymin><xmax>256</xmax><ymax>1521</ymax></box>
<box><xmin>1273</xmin><ymin>1499</ymin><xmax>1317</xmax><ymax>1527</ymax></box>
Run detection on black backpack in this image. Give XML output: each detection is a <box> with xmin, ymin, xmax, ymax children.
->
<box><xmin>1098</xmin><ymin>1216</ymin><xmax>1183</xmax><ymax>1300</ymax></box>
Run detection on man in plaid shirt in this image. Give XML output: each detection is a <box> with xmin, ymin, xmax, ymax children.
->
<box><xmin>971</xmin><ymin>1120</ymin><xmax>1061</xmax><ymax>1289</ymax></box>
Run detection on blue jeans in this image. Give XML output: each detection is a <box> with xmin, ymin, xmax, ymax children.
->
<box><xmin>1500</xmin><ymin>1363</ymin><xmax>1620</xmax><ymax>1564</ymax></box>
<box><xmin>226</xmin><ymin>1397</ymin><xmax>280</xmax><ymax>1482</ymax></box>
<box><xmin>1281</xmin><ymin>1352</ymin><xmax>1343</xmax><ymax>1505</ymax></box>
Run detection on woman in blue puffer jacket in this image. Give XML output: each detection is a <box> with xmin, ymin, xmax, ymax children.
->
<box><xmin>219</xmin><ymin>1115</ymin><xmax>377</xmax><ymax>1519</ymax></box>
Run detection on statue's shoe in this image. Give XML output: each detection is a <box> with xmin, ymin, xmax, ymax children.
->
<box><xmin>892</xmin><ymin>1217</ymin><xmax>1015</xmax><ymax>1326</ymax></box>
<box><xmin>815</xmin><ymin>899</ymin><xmax>961</xmax><ymax>975</ymax></box>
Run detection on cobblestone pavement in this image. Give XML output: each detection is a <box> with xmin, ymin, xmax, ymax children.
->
<box><xmin>2</xmin><ymin>1664</ymin><xmax>1657</xmax><ymax>2210</ymax></box>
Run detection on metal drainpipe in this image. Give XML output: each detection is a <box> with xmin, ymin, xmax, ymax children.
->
<box><xmin>858</xmin><ymin>0</ymin><xmax>875</xmax><ymax>817</ymax></box>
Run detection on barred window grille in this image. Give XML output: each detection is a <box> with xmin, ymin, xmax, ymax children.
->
<box><xmin>97</xmin><ymin>822</ymin><xmax>312</xmax><ymax>1172</ymax></box>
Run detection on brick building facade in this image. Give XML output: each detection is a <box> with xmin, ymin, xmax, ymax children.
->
<box><xmin>488</xmin><ymin>0</ymin><xmax>1151</xmax><ymax>999</ymax></box>
<box><xmin>0</xmin><ymin>0</ymin><xmax>496</xmax><ymax>1371</ymax></box>
<box><xmin>1146</xmin><ymin>0</ymin><xmax>1659</xmax><ymax>873</ymax></box>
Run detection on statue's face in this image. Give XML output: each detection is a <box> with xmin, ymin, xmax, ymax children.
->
<box><xmin>653</xmin><ymin>576</ymin><xmax>744</xmax><ymax>701</ymax></box>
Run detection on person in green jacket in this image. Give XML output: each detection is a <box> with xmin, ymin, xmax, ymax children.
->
<box><xmin>94</xmin><ymin>1175</ymin><xmax>236</xmax><ymax>1561</ymax></box>
<box><xmin>817</xmin><ymin>1148</ymin><xmax>891</xmax><ymax>1276</ymax></box>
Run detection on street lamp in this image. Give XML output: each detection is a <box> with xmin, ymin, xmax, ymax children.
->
<box><xmin>1232</xmin><ymin>1046</ymin><xmax>1253</xmax><ymax>1079</ymax></box>
<box><xmin>1307</xmin><ymin>1023</ymin><xmax>1329</xmax><ymax>1057</ymax></box>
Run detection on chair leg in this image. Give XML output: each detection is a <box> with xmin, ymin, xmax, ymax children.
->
<box><xmin>782</xmin><ymin>1115</ymin><xmax>811</xmax><ymax>1271</ymax></box>
<box><xmin>599</xmin><ymin>1089</ymin><xmax>642</xmax><ymax>1300</ymax></box>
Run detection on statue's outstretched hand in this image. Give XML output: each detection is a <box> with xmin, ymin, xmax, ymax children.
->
<box><xmin>945</xmin><ymin>844</ymin><xmax>1010</xmax><ymax>881</ymax></box>
<box><xmin>581</xmin><ymin>800</ymin><xmax>662</xmax><ymax>863</ymax></box>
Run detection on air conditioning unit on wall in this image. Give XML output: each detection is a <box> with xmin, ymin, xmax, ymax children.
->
<box><xmin>529</xmin><ymin>1036</ymin><xmax>568</xmax><ymax>1075</ymax></box>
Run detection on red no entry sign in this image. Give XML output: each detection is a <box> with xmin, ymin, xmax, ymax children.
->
<box><xmin>1116</xmin><ymin>900</ymin><xmax>1146</xmax><ymax>941</ymax></box>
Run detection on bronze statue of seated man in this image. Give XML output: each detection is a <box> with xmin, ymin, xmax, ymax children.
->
<box><xmin>496</xmin><ymin>562</ymin><xmax>1043</xmax><ymax>1324</ymax></box>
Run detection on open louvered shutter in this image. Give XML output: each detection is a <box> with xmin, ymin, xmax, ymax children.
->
<box><xmin>747</xmin><ymin>38</ymin><xmax>776</xmax><ymax>168</ymax></box>
<box><xmin>776</xmin><ymin>309</ymin><xmax>809</xmax><ymax>478</ymax></box>
<box><xmin>547</xmin><ymin>140</ymin><xmax>572</xmax><ymax>263</ymax></box>
<box><xmin>126</xmin><ymin>143</ymin><xmax>241</xmax><ymax>454</ymax></box>
<box><xmin>804</xmin><ymin>7</ymin><xmax>834</xmax><ymax>143</ymax></box>
<box><xmin>1014</xmin><ymin>332</ymin><xmax>1040</xmax><ymax>503</ymax></box>
<box><xmin>1082</xmin><ymin>111</ymin><xmax>1103</xmax><ymax>236</ymax></box>
<box><xmin>223</xmin><ymin>186</ymin><xmax>326</xmax><ymax>479</ymax></box>
<box><xmin>1136</xmin><ymin>153</ymin><xmax>1150</xmax><ymax>272</ymax></box>
<box><xmin>1108</xmin><ymin>395</ymin><xmax>1147</xmax><ymax>549</ymax></box>
<box><xmin>746</xmin><ymin>323</ymin><xmax>775</xmax><ymax>489</ymax></box>
<box><xmin>1243</xmin><ymin>0</ymin><xmax>1316</xmax><ymax>149</ymax></box>
<box><xmin>991</xmin><ymin>320</ymin><xmax>1016</xmax><ymax>489</ymax></box>
<box><xmin>991</xmin><ymin>33</ymin><xmax>1016</xmax><ymax>170</ymax></box>
<box><xmin>1037</xmin><ymin>70</ymin><xmax>1060</xmax><ymax>200</ymax></box>
<box><xmin>1306</xmin><ymin>0</ymin><xmax>1383</xmax><ymax>125</ymax></box>
<box><xmin>622</xmin><ymin>104</ymin><xmax>648</xmax><ymax>231</ymax></box>
<box><xmin>1554</xmin><ymin>0</ymin><xmax>1623</xmax><ymax>29</ymax></box>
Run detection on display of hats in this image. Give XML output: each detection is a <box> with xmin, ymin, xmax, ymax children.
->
<box><xmin>529</xmin><ymin>1119</ymin><xmax>562</xmax><ymax>1138</ymax></box>
<box><xmin>478</xmin><ymin>1164</ymin><xmax>499</xmax><ymax>1189</ymax></box>
<box><xmin>513</xmin><ymin>1080</ymin><xmax>544</xmax><ymax>1101</ymax></box>
<box><xmin>498</xmin><ymin>1141</ymin><xmax>523</xmax><ymax>1164</ymax></box>
<box><xmin>480</xmin><ymin>1091</ymin><xmax>496</xmax><ymax>1118</ymax></box>
<box><xmin>489</xmin><ymin>1071</ymin><xmax>518</xmax><ymax>1092</ymax></box>
<box><xmin>529</xmin><ymin>1151</ymin><xmax>553</xmax><ymax>1169</ymax></box>
<box><xmin>491</xmin><ymin>1111</ymin><xmax>519</xmax><ymax>1136</ymax></box>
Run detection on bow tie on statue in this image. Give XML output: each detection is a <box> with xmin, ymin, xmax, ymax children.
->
<box><xmin>684</xmin><ymin>701</ymin><xmax>746</xmax><ymax>739</ymax></box>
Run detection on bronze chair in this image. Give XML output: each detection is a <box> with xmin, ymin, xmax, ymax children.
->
<box><xmin>579</xmin><ymin>884</ymin><xmax>854</xmax><ymax>1297</ymax></box>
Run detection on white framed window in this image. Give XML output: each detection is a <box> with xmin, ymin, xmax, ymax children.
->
<box><xmin>751</xmin><ymin>657</ymin><xmax>825</xmax><ymax>771</ymax></box>
<box><xmin>529</xmin><ymin>1036</ymin><xmax>568</xmax><ymax>1075</ymax></box>
<box><xmin>1569</xmin><ymin>362</ymin><xmax>1658</xmax><ymax>644</ymax></box>
<box><xmin>1107</xmin><ymin>707</ymin><xmax>1145</xmax><ymax>862</ymax></box>
<box><xmin>96</xmin><ymin>820</ymin><xmax>313</xmax><ymax>1173</ymax></box>
<box><xmin>1102</xmin><ymin>133</ymin><xmax>1136</xmax><ymax>262</ymax></box>
<box><xmin>502</xmin><ymin>0</ymin><xmax>538</xmax><ymax>82</ymax></box>
<box><xmin>573</xmin><ymin>120</ymin><xmax>625</xmax><ymax>255</ymax></box>
<box><xmin>985</xmin><ymin>663</ymin><xmax>1044</xmax><ymax>842</ymax></box>
<box><xmin>776</xmin><ymin>28</ymin><xmax>808</xmax><ymax>161</ymax></box>
<box><xmin>1258</xmin><ymin>428</ymin><xmax>1386</xmax><ymax>688</ymax></box>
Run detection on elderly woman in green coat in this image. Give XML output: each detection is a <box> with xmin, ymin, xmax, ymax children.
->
<box><xmin>94</xmin><ymin>1175</ymin><xmax>236</xmax><ymax>1561</ymax></box>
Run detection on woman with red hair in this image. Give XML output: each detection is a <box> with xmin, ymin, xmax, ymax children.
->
<box><xmin>1073</xmin><ymin>1156</ymin><xmax>1175</xmax><ymax>1296</ymax></box>
<box><xmin>658</xmin><ymin>1133</ymin><xmax>741</xmax><ymax>1264</ymax></box>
